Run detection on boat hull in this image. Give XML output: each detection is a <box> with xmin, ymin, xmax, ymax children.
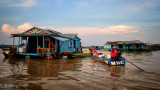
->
<box><xmin>92</xmin><ymin>56</ymin><xmax>125</xmax><ymax>66</ymax></box>
<box><xmin>69</xmin><ymin>53</ymin><xmax>91</xmax><ymax>58</ymax></box>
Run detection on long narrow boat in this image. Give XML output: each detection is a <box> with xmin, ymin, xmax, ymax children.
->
<box><xmin>92</xmin><ymin>55</ymin><xmax>125</xmax><ymax>66</ymax></box>
<box><xmin>68</xmin><ymin>49</ymin><xmax>91</xmax><ymax>58</ymax></box>
<box><xmin>69</xmin><ymin>52</ymin><xmax>91</xmax><ymax>58</ymax></box>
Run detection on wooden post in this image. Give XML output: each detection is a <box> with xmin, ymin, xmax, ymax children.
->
<box><xmin>68</xmin><ymin>40</ymin><xmax>69</xmax><ymax>52</ymax></box>
<box><xmin>18</xmin><ymin>37</ymin><xmax>20</xmax><ymax>53</ymax></box>
<box><xmin>49</xmin><ymin>38</ymin><xmax>51</xmax><ymax>53</ymax></box>
<box><xmin>63</xmin><ymin>41</ymin><xmax>65</xmax><ymax>52</ymax></box>
<box><xmin>37</xmin><ymin>37</ymin><xmax>38</xmax><ymax>53</ymax></box>
<box><xmin>55</xmin><ymin>39</ymin><xmax>56</xmax><ymax>52</ymax></box>
<box><xmin>26</xmin><ymin>37</ymin><xmax>27</xmax><ymax>48</ymax></box>
<box><xmin>43</xmin><ymin>36</ymin><xmax>44</xmax><ymax>48</ymax></box>
<box><xmin>21</xmin><ymin>37</ymin><xmax>22</xmax><ymax>45</ymax></box>
<box><xmin>13</xmin><ymin>37</ymin><xmax>15</xmax><ymax>47</ymax></box>
<box><xmin>49</xmin><ymin>38</ymin><xmax>50</xmax><ymax>48</ymax></box>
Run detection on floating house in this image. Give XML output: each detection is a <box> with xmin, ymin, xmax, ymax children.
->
<box><xmin>96</xmin><ymin>46</ymin><xmax>103</xmax><ymax>50</ymax></box>
<box><xmin>123</xmin><ymin>40</ymin><xmax>149</xmax><ymax>51</ymax></box>
<box><xmin>152</xmin><ymin>44</ymin><xmax>160</xmax><ymax>50</ymax></box>
<box><xmin>104</xmin><ymin>40</ymin><xmax>150</xmax><ymax>51</ymax></box>
<box><xmin>11</xmin><ymin>27</ymin><xmax>81</xmax><ymax>58</ymax></box>
<box><xmin>104</xmin><ymin>41</ymin><xmax>121</xmax><ymax>50</ymax></box>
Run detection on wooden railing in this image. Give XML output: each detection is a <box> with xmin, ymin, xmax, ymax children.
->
<box><xmin>38</xmin><ymin>48</ymin><xmax>56</xmax><ymax>54</ymax></box>
<box><xmin>13</xmin><ymin>47</ymin><xmax>56</xmax><ymax>54</ymax></box>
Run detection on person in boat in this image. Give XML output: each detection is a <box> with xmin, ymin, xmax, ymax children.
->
<box><xmin>89</xmin><ymin>47</ymin><xmax>93</xmax><ymax>55</ymax></box>
<box><xmin>76</xmin><ymin>48</ymin><xmax>79</xmax><ymax>53</ymax></box>
<box><xmin>92</xmin><ymin>47</ymin><xmax>97</xmax><ymax>56</ymax></box>
<box><xmin>111</xmin><ymin>46</ymin><xmax>120</xmax><ymax>60</ymax></box>
<box><xmin>89</xmin><ymin>47</ymin><xmax>93</xmax><ymax>52</ymax></box>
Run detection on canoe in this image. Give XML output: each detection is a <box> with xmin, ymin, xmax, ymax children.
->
<box><xmin>92</xmin><ymin>55</ymin><xmax>125</xmax><ymax>66</ymax></box>
<box><xmin>69</xmin><ymin>52</ymin><xmax>91</xmax><ymax>58</ymax></box>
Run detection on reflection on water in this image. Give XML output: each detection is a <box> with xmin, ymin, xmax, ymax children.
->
<box><xmin>0</xmin><ymin>49</ymin><xmax>160</xmax><ymax>90</ymax></box>
<box><xmin>110</xmin><ymin>66</ymin><xmax>125</xmax><ymax>77</ymax></box>
<box><xmin>11</xmin><ymin>61</ymin><xmax>28</xmax><ymax>75</ymax></box>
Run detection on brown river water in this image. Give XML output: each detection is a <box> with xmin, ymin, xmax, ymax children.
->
<box><xmin>0</xmin><ymin>49</ymin><xmax>160</xmax><ymax>90</ymax></box>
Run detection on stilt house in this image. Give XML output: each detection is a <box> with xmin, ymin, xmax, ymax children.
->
<box><xmin>11</xmin><ymin>27</ymin><xmax>81</xmax><ymax>57</ymax></box>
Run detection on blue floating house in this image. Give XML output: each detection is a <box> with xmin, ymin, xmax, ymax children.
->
<box><xmin>11</xmin><ymin>27</ymin><xmax>81</xmax><ymax>58</ymax></box>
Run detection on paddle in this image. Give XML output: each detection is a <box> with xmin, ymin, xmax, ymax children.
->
<box><xmin>125</xmin><ymin>59</ymin><xmax>145</xmax><ymax>71</ymax></box>
<box><xmin>119</xmin><ymin>51</ymin><xmax>145</xmax><ymax>71</ymax></box>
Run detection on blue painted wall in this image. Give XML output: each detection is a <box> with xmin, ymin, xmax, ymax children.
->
<box><xmin>60</xmin><ymin>40</ymin><xmax>74</xmax><ymax>52</ymax></box>
<box><xmin>57</xmin><ymin>36</ymin><xmax>81</xmax><ymax>53</ymax></box>
<box><xmin>68</xmin><ymin>40</ymin><xmax>74</xmax><ymax>52</ymax></box>
<box><xmin>56</xmin><ymin>40</ymin><xmax>58</xmax><ymax>52</ymax></box>
<box><xmin>73</xmin><ymin>37</ymin><xmax>80</xmax><ymax>41</ymax></box>
<box><xmin>14</xmin><ymin>35</ymin><xmax>81</xmax><ymax>55</ymax></box>
<box><xmin>60</xmin><ymin>41</ymin><xmax>63</xmax><ymax>52</ymax></box>
<box><xmin>74</xmin><ymin>37</ymin><xmax>81</xmax><ymax>51</ymax></box>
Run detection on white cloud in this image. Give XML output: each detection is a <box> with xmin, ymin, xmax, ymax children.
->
<box><xmin>57</xmin><ymin>25</ymin><xmax>138</xmax><ymax>46</ymax></box>
<box><xmin>102</xmin><ymin>25</ymin><xmax>138</xmax><ymax>34</ymax></box>
<box><xmin>58</xmin><ymin>27</ymin><xmax>102</xmax><ymax>36</ymax></box>
<box><xmin>121</xmin><ymin>35</ymin><xmax>136</xmax><ymax>38</ymax></box>
<box><xmin>0</xmin><ymin>24</ymin><xmax>141</xmax><ymax>46</ymax></box>
<box><xmin>1</xmin><ymin>24</ymin><xmax>138</xmax><ymax>41</ymax></box>
<box><xmin>0</xmin><ymin>0</ymin><xmax>36</xmax><ymax>7</ymax></box>
<box><xmin>1</xmin><ymin>24</ymin><xmax>15</xmax><ymax>35</ymax></box>
<box><xmin>57</xmin><ymin>25</ymin><xmax>138</xmax><ymax>36</ymax></box>
<box><xmin>142</xmin><ymin>2</ymin><xmax>155</xmax><ymax>8</ymax></box>
<box><xmin>127</xmin><ymin>1</ymin><xmax>156</xmax><ymax>12</ymax></box>
<box><xmin>17</xmin><ymin>23</ymin><xmax>32</xmax><ymax>32</ymax></box>
<box><xmin>1</xmin><ymin>23</ymin><xmax>32</xmax><ymax>35</ymax></box>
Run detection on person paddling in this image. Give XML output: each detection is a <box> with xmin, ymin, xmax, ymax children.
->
<box><xmin>89</xmin><ymin>47</ymin><xmax>93</xmax><ymax>55</ymax></box>
<box><xmin>92</xmin><ymin>47</ymin><xmax>97</xmax><ymax>56</ymax></box>
<box><xmin>111</xmin><ymin>46</ymin><xmax>118</xmax><ymax>60</ymax></box>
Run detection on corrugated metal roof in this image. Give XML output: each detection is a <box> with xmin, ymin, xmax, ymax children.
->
<box><xmin>12</xmin><ymin>27</ymin><xmax>62</xmax><ymax>37</ymax></box>
<box><xmin>106</xmin><ymin>41</ymin><xmax>122</xmax><ymax>45</ymax></box>
<box><xmin>11</xmin><ymin>27</ymin><xmax>81</xmax><ymax>41</ymax></box>
<box><xmin>123</xmin><ymin>40</ymin><xmax>143</xmax><ymax>44</ymax></box>
<box><xmin>11</xmin><ymin>34</ymin><xmax>55</xmax><ymax>37</ymax></box>
<box><xmin>60</xmin><ymin>34</ymin><xmax>78</xmax><ymax>39</ymax></box>
<box><xmin>106</xmin><ymin>40</ymin><xmax>144</xmax><ymax>45</ymax></box>
<box><xmin>46</xmin><ymin>29</ymin><xmax>62</xmax><ymax>34</ymax></box>
<box><xmin>152</xmin><ymin>44</ymin><xmax>160</xmax><ymax>46</ymax></box>
<box><xmin>51</xmin><ymin>36</ymin><xmax>69</xmax><ymax>41</ymax></box>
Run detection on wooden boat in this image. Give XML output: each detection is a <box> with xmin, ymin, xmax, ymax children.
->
<box><xmin>68</xmin><ymin>50</ymin><xmax>91</xmax><ymax>58</ymax></box>
<box><xmin>3</xmin><ymin>51</ymin><xmax>9</xmax><ymax>58</ymax></box>
<box><xmin>69</xmin><ymin>52</ymin><xmax>91</xmax><ymax>58</ymax></box>
<box><xmin>92</xmin><ymin>55</ymin><xmax>125</xmax><ymax>66</ymax></box>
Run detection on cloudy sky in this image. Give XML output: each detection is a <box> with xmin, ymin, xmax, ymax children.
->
<box><xmin>0</xmin><ymin>0</ymin><xmax>160</xmax><ymax>46</ymax></box>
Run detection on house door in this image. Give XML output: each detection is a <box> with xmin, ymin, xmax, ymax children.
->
<box><xmin>74</xmin><ymin>40</ymin><xmax>76</xmax><ymax>52</ymax></box>
<box><xmin>57</xmin><ymin>40</ymin><xmax>60</xmax><ymax>53</ymax></box>
<box><xmin>28</xmin><ymin>37</ymin><xmax>37</xmax><ymax>53</ymax></box>
<box><xmin>74</xmin><ymin>40</ymin><xmax>76</xmax><ymax>48</ymax></box>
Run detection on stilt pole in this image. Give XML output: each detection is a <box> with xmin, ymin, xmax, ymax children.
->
<box><xmin>18</xmin><ymin>37</ymin><xmax>20</xmax><ymax>53</ymax></box>
<box><xmin>37</xmin><ymin>37</ymin><xmax>38</xmax><ymax>53</ymax></box>
<box><xmin>13</xmin><ymin>37</ymin><xmax>15</xmax><ymax>47</ymax></box>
